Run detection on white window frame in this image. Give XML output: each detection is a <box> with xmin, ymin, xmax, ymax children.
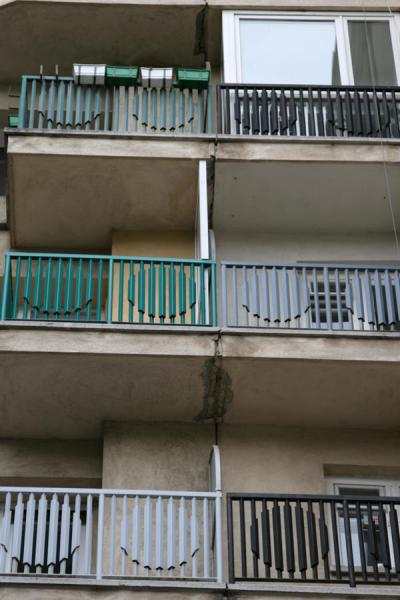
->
<box><xmin>222</xmin><ymin>11</ymin><xmax>400</xmax><ymax>86</ymax></box>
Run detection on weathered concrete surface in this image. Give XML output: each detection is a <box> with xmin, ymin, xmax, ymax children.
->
<box><xmin>103</xmin><ymin>421</ymin><xmax>214</xmax><ymax>490</ymax></box>
<box><xmin>213</xmin><ymin>139</ymin><xmax>400</xmax><ymax>234</ymax></box>
<box><xmin>7</xmin><ymin>135</ymin><xmax>213</xmax><ymax>250</ymax></box>
<box><xmin>7</xmin><ymin>133</ymin><xmax>400</xmax><ymax>249</ymax></box>
<box><xmin>0</xmin><ymin>326</ymin><xmax>399</xmax><ymax>436</ymax></box>
<box><xmin>0</xmin><ymin>439</ymin><xmax>102</xmax><ymax>486</ymax></box>
<box><xmin>0</xmin><ymin>2</ymin><xmax>210</xmax><ymax>85</ymax></box>
<box><xmin>0</xmin><ymin>584</ymin><xmax>223</xmax><ymax>600</ymax></box>
<box><xmin>0</xmin><ymin>327</ymin><xmax>217</xmax><ymax>438</ymax></box>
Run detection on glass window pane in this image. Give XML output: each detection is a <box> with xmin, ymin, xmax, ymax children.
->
<box><xmin>239</xmin><ymin>19</ymin><xmax>341</xmax><ymax>85</ymax></box>
<box><xmin>349</xmin><ymin>21</ymin><xmax>397</xmax><ymax>86</ymax></box>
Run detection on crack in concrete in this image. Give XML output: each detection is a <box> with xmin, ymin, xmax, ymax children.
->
<box><xmin>195</xmin><ymin>332</ymin><xmax>233</xmax><ymax>422</ymax></box>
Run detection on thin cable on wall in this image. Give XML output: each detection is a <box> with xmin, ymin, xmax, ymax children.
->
<box><xmin>361</xmin><ymin>0</ymin><xmax>400</xmax><ymax>255</ymax></box>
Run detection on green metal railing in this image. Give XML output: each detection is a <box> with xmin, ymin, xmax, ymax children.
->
<box><xmin>17</xmin><ymin>76</ymin><xmax>213</xmax><ymax>134</ymax></box>
<box><xmin>0</xmin><ymin>252</ymin><xmax>217</xmax><ymax>327</ymax></box>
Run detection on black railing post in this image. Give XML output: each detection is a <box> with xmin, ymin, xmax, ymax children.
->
<box><xmin>227</xmin><ymin>494</ymin><xmax>235</xmax><ymax>583</ymax></box>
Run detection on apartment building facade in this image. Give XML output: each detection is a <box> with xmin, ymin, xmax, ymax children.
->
<box><xmin>0</xmin><ymin>1</ymin><xmax>400</xmax><ymax>599</ymax></box>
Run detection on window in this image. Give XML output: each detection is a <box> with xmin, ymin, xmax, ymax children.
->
<box><xmin>223</xmin><ymin>12</ymin><xmax>400</xmax><ymax>86</ymax></box>
<box><xmin>327</xmin><ymin>478</ymin><xmax>400</xmax><ymax>570</ymax></box>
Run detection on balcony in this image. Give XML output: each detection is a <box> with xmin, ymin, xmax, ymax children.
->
<box><xmin>227</xmin><ymin>492</ymin><xmax>400</xmax><ymax>588</ymax></box>
<box><xmin>0</xmin><ymin>449</ymin><xmax>223</xmax><ymax>584</ymax></box>
<box><xmin>16</xmin><ymin>75</ymin><xmax>213</xmax><ymax>135</ymax></box>
<box><xmin>0</xmin><ymin>252</ymin><xmax>217</xmax><ymax>327</ymax></box>
<box><xmin>221</xmin><ymin>262</ymin><xmax>400</xmax><ymax>332</ymax></box>
<box><xmin>217</xmin><ymin>84</ymin><xmax>400</xmax><ymax>139</ymax></box>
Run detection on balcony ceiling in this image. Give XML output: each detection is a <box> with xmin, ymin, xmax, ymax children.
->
<box><xmin>7</xmin><ymin>134</ymin><xmax>212</xmax><ymax>251</ymax></box>
<box><xmin>0</xmin><ymin>327</ymin><xmax>400</xmax><ymax>438</ymax></box>
<box><xmin>213</xmin><ymin>141</ymin><xmax>400</xmax><ymax>234</ymax></box>
<box><xmin>0</xmin><ymin>1</ymin><xmax>221</xmax><ymax>85</ymax></box>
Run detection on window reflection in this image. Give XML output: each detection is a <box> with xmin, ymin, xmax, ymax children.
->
<box><xmin>349</xmin><ymin>21</ymin><xmax>397</xmax><ymax>86</ymax></box>
<box><xmin>239</xmin><ymin>20</ymin><xmax>341</xmax><ymax>85</ymax></box>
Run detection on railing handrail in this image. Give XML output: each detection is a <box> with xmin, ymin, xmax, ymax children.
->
<box><xmin>6</xmin><ymin>251</ymin><xmax>216</xmax><ymax>266</ymax></box>
<box><xmin>227</xmin><ymin>491</ymin><xmax>400</xmax><ymax>502</ymax></box>
<box><xmin>221</xmin><ymin>260</ymin><xmax>400</xmax><ymax>270</ymax></box>
<box><xmin>218</xmin><ymin>82</ymin><xmax>400</xmax><ymax>92</ymax></box>
<box><xmin>0</xmin><ymin>485</ymin><xmax>220</xmax><ymax>498</ymax></box>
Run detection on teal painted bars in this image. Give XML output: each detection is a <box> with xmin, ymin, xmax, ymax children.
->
<box><xmin>0</xmin><ymin>253</ymin><xmax>217</xmax><ymax>327</ymax></box>
<box><xmin>16</xmin><ymin>75</ymin><xmax>214</xmax><ymax>134</ymax></box>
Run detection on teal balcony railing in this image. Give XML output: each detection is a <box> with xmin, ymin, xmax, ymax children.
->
<box><xmin>16</xmin><ymin>76</ymin><xmax>213</xmax><ymax>135</ymax></box>
<box><xmin>0</xmin><ymin>252</ymin><xmax>217</xmax><ymax>326</ymax></box>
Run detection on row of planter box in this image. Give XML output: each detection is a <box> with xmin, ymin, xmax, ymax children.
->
<box><xmin>73</xmin><ymin>64</ymin><xmax>210</xmax><ymax>89</ymax></box>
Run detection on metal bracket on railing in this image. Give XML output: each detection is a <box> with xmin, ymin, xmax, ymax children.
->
<box><xmin>55</xmin><ymin>64</ymin><xmax>59</xmax><ymax>82</ymax></box>
<box><xmin>39</xmin><ymin>65</ymin><xmax>43</xmax><ymax>81</ymax></box>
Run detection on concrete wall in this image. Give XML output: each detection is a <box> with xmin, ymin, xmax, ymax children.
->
<box><xmin>219</xmin><ymin>424</ymin><xmax>400</xmax><ymax>494</ymax></box>
<box><xmin>215</xmin><ymin>231</ymin><xmax>400</xmax><ymax>264</ymax></box>
<box><xmin>0</xmin><ymin>439</ymin><xmax>102</xmax><ymax>487</ymax></box>
<box><xmin>102</xmin><ymin>422</ymin><xmax>215</xmax><ymax>491</ymax></box>
<box><xmin>100</xmin><ymin>419</ymin><xmax>400</xmax><ymax>493</ymax></box>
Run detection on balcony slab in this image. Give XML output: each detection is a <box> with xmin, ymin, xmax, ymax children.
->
<box><xmin>0</xmin><ymin>1</ymin><xmax>211</xmax><ymax>86</ymax></box>
<box><xmin>0</xmin><ymin>324</ymin><xmax>218</xmax><ymax>438</ymax></box>
<box><xmin>7</xmin><ymin>133</ymin><xmax>214</xmax><ymax>250</ymax></box>
<box><xmin>213</xmin><ymin>137</ymin><xmax>400</xmax><ymax>234</ymax></box>
<box><xmin>228</xmin><ymin>582</ymin><xmax>400</xmax><ymax>598</ymax></box>
<box><xmin>0</xmin><ymin>324</ymin><xmax>400</xmax><ymax>435</ymax></box>
<box><xmin>220</xmin><ymin>332</ymin><xmax>400</xmax><ymax>429</ymax></box>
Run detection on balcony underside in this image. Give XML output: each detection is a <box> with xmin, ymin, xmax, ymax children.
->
<box><xmin>0</xmin><ymin>326</ymin><xmax>399</xmax><ymax>437</ymax></box>
<box><xmin>214</xmin><ymin>140</ymin><xmax>400</xmax><ymax>233</ymax></box>
<box><xmin>0</xmin><ymin>2</ymin><xmax>221</xmax><ymax>85</ymax></box>
<box><xmin>7</xmin><ymin>135</ymin><xmax>212</xmax><ymax>250</ymax></box>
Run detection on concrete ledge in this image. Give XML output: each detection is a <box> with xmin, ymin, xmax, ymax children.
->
<box><xmin>7</xmin><ymin>134</ymin><xmax>214</xmax><ymax>161</ymax></box>
<box><xmin>228</xmin><ymin>581</ymin><xmax>400</xmax><ymax>598</ymax></box>
<box><xmin>0</xmin><ymin>324</ymin><xmax>218</xmax><ymax>357</ymax></box>
<box><xmin>215</xmin><ymin>137</ymin><xmax>400</xmax><ymax>163</ymax></box>
<box><xmin>0</xmin><ymin>575</ymin><xmax>225</xmax><ymax>591</ymax></box>
<box><xmin>0</xmin><ymin>322</ymin><xmax>400</xmax><ymax>362</ymax></box>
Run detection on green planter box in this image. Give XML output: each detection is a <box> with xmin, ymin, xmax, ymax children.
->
<box><xmin>176</xmin><ymin>68</ymin><xmax>210</xmax><ymax>90</ymax></box>
<box><xmin>8</xmin><ymin>115</ymin><xmax>18</xmax><ymax>128</ymax></box>
<box><xmin>106</xmin><ymin>66</ymin><xmax>139</xmax><ymax>86</ymax></box>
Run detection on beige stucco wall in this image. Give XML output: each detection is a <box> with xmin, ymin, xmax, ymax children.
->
<box><xmin>102</xmin><ymin>421</ymin><xmax>215</xmax><ymax>491</ymax></box>
<box><xmin>0</xmin><ymin>229</ymin><xmax>10</xmax><ymax>273</ymax></box>
<box><xmin>112</xmin><ymin>230</ymin><xmax>194</xmax><ymax>259</ymax></box>
<box><xmin>102</xmin><ymin>419</ymin><xmax>400</xmax><ymax>493</ymax></box>
<box><xmin>219</xmin><ymin>424</ymin><xmax>400</xmax><ymax>494</ymax></box>
<box><xmin>0</xmin><ymin>439</ymin><xmax>102</xmax><ymax>487</ymax></box>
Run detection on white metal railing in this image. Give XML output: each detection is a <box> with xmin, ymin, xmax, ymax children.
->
<box><xmin>0</xmin><ymin>447</ymin><xmax>223</xmax><ymax>582</ymax></box>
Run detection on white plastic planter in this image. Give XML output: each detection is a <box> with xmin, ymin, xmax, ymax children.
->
<box><xmin>73</xmin><ymin>64</ymin><xmax>106</xmax><ymax>85</ymax></box>
<box><xmin>140</xmin><ymin>67</ymin><xmax>173</xmax><ymax>89</ymax></box>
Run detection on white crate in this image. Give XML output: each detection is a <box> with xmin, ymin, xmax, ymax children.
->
<box><xmin>73</xmin><ymin>64</ymin><xmax>106</xmax><ymax>85</ymax></box>
<box><xmin>140</xmin><ymin>67</ymin><xmax>174</xmax><ymax>89</ymax></box>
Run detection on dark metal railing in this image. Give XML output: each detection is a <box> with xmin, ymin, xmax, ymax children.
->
<box><xmin>227</xmin><ymin>493</ymin><xmax>400</xmax><ymax>587</ymax></box>
<box><xmin>221</xmin><ymin>262</ymin><xmax>400</xmax><ymax>331</ymax></box>
<box><xmin>217</xmin><ymin>84</ymin><xmax>400</xmax><ymax>138</ymax></box>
